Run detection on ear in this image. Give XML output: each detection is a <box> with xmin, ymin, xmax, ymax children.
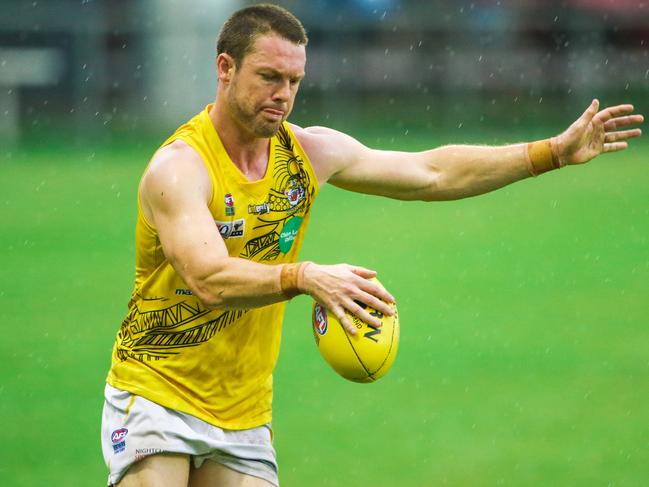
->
<box><xmin>216</xmin><ymin>53</ymin><xmax>236</xmax><ymax>83</ymax></box>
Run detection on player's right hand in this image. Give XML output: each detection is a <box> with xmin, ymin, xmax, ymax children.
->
<box><xmin>301</xmin><ymin>263</ymin><xmax>395</xmax><ymax>335</ymax></box>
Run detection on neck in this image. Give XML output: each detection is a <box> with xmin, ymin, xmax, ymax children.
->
<box><xmin>209</xmin><ymin>99</ymin><xmax>270</xmax><ymax>180</ymax></box>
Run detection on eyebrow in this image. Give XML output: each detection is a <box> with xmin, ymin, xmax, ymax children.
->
<box><xmin>257</xmin><ymin>67</ymin><xmax>305</xmax><ymax>80</ymax></box>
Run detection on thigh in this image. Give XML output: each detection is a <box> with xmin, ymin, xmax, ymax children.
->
<box><xmin>189</xmin><ymin>460</ymin><xmax>275</xmax><ymax>487</ymax></box>
<box><xmin>117</xmin><ymin>453</ymin><xmax>190</xmax><ymax>487</ymax></box>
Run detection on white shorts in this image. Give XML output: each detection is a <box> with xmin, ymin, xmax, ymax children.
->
<box><xmin>101</xmin><ymin>384</ymin><xmax>278</xmax><ymax>486</ymax></box>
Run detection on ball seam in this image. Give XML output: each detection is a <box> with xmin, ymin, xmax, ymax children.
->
<box><xmin>340</xmin><ymin>321</ymin><xmax>373</xmax><ymax>381</ymax></box>
<box><xmin>369</xmin><ymin>315</ymin><xmax>396</xmax><ymax>376</ymax></box>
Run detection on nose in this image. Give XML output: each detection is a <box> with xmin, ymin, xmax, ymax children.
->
<box><xmin>272</xmin><ymin>80</ymin><xmax>291</xmax><ymax>103</ymax></box>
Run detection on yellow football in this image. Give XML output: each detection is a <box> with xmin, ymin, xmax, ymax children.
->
<box><xmin>312</xmin><ymin>281</ymin><xmax>399</xmax><ymax>383</ymax></box>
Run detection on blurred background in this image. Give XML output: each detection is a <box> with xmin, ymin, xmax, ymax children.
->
<box><xmin>1</xmin><ymin>1</ymin><xmax>648</xmax><ymax>486</ymax></box>
<box><xmin>2</xmin><ymin>0</ymin><xmax>648</xmax><ymax>139</ymax></box>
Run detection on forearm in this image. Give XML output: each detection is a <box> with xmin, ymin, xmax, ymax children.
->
<box><xmin>421</xmin><ymin>142</ymin><xmax>539</xmax><ymax>201</ymax></box>
<box><xmin>421</xmin><ymin>100</ymin><xmax>644</xmax><ymax>201</ymax></box>
<box><xmin>188</xmin><ymin>257</ymin><xmax>305</xmax><ymax>310</ymax></box>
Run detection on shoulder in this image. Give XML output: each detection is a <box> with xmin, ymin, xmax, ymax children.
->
<box><xmin>289</xmin><ymin>123</ymin><xmax>369</xmax><ymax>183</ymax></box>
<box><xmin>290</xmin><ymin>123</ymin><xmax>362</xmax><ymax>156</ymax></box>
<box><xmin>145</xmin><ymin>139</ymin><xmax>208</xmax><ymax>183</ymax></box>
<box><xmin>141</xmin><ymin>140</ymin><xmax>213</xmax><ymax>219</ymax></box>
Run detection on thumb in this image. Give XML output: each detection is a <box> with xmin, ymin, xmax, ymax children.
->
<box><xmin>577</xmin><ymin>99</ymin><xmax>599</xmax><ymax>128</ymax></box>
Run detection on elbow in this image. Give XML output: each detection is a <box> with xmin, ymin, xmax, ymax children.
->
<box><xmin>194</xmin><ymin>285</ymin><xmax>224</xmax><ymax>310</ymax></box>
<box><xmin>189</xmin><ymin>275</ymin><xmax>232</xmax><ymax>310</ymax></box>
<box><xmin>417</xmin><ymin>147</ymin><xmax>476</xmax><ymax>201</ymax></box>
<box><xmin>418</xmin><ymin>171</ymin><xmax>446</xmax><ymax>202</ymax></box>
<box><xmin>184</xmin><ymin>267</ymin><xmax>229</xmax><ymax>310</ymax></box>
<box><xmin>167</xmin><ymin>252</ymin><xmax>233</xmax><ymax>309</ymax></box>
<box><xmin>419</xmin><ymin>171</ymin><xmax>472</xmax><ymax>202</ymax></box>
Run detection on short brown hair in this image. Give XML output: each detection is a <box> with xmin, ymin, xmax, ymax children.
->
<box><xmin>217</xmin><ymin>4</ymin><xmax>308</xmax><ymax>65</ymax></box>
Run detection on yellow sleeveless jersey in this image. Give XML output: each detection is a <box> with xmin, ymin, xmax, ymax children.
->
<box><xmin>107</xmin><ymin>105</ymin><xmax>319</xmax><ymax>429</ymax></box>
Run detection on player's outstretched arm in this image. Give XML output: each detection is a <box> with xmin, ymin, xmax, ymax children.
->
<box><xmin>140</xmin><ymin>141</ymin><xmax>393</xmax><ymax>333</ymax></box>
<box><xmin>295</xmin><ymin>101</ymin><xmax>643</xmax><ymax>201</ymax></box>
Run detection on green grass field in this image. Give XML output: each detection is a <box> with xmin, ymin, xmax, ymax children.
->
<box><xmin>1</xmin><ymin>130</ymin><xmax>648</xmax><ymax>486</ymax></box>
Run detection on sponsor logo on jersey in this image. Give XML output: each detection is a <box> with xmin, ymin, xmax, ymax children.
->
<box><xmin>279</xmin><ymin>216</ymin><xmax>302</xmax><ymax>253</ymax></box>
<box><xmin>224</xmin><ymin>193</ymin><xmax>235</xmax><ymax>216</ymax></box>
<box><xmin>313</xmin><ymin>303</ymin><xmax>328</xmax><ymax>336</ymax></box>
<box><xmin>248</xmin><ymin>202</ymin><xmax>271</xmax><ymax>215</ymax></box>
<box><xmin>111</xmin><ymin>428</ymin><xmax>128</xmax><ymax>454</ymax></box>
<box><xmin>215</xmin><ymin>219</ymin><xmax>245</xmax><ymax>239</ymax></box>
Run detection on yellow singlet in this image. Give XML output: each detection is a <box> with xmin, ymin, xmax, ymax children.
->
<box><xmin>107</xmin><ymin>105</ymin><xmax>319</xmax><ymax>429</ymax></box>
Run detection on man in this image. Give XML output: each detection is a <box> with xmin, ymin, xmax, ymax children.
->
<box><xmin>101</xmin><ymin>4</ymin><xmax>643</xmax><ymax>487</ymax></box>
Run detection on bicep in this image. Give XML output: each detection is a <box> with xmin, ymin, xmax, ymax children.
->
<box><xmin>330</xmin><ymin>147</ymin><xmax>436</xmax><ymax>200</ymax></box>
<box><xmin>141</xmin><ymin>148</ymin><xmax>229</xmax><ymax>287</ymax></box>
<box><xmin>299</xmin><ymin>125</ymin><xmax>436</xmax><ymax>200</ymax></box>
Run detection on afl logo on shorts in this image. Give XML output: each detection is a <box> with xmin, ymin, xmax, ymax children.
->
<box><xmin>111</xmin><ymin>428</ymin><xmax>128</xmax><ymax>443</ymax></box>
<box><xmin>111</xmin><ymin>428</ymin><xmax>128</xmax><ymax>454</ymax></box>
<box><xmin>313</xmin><ymin>303</ymin><xmax>328</xmax><ymax>336</ymax></box>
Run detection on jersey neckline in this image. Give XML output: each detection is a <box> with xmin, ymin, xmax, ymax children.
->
<box><xmin>200</xmin><ymin>105</ymin><xmax>276</xmax><ymax>188</ymax></box>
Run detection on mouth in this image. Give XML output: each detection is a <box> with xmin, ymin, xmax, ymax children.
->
<box><xmin>261</xmin><ymin>107</ymin><xmax>285</xmax><ymax>120</ymax></box>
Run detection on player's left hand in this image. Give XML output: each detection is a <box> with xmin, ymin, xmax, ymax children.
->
<box><xmin>555</xmin><ymin>99</ymin><xmax>643</xmax><ymax>166</ymax></box>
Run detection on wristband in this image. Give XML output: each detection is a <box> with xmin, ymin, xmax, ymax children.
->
<box><xmin>280</xmin><ymin>261</ymin><xmax>311</xmax><ymax>299</ymax></box>
<box><xmin>526</xmin><ymin>138</ymin><xmax>562</xmax><ymax>176</ymax></box>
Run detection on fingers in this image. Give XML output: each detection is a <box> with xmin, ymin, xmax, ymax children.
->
<box><xmin>355</xmin><ymin>275</ymin><xmax>395</xmax><ymax>305</ymax></box>
<box><xmin>309</xmin><ymin>264</ymin><xmax>396</xmax><ymax>335</ymax></box>
<box><xmin>331</xmin><ymin>297</ymin><xmax>389</xmax><ymax>335</ymax></box>
<box><xmin>348</xmin><ymin>299</ymin><xmax>383</xmax><ymax>328</ymax></box>
<box><xmin>357</xmin><ymin>290</ymin><xmax>394</xmax><ymax>317</ymax></box>
<box><xmin>335</xmin><ymin>295</ymin><xmax>394</xmax><ymax>334</ymax></box>
<box><xmin>330</xmin><ymin>304</ymin><xmax>358</xmax><ymax>335</ymax></box>
<box><xmin>349</xmin><ymin>265</ymin><xmax>377</xmax><ymax>279</ymax></box>
<box><xmin>594</xmin><ymin>103</ymin><xmax>636</xmax><ymax>124</ymax></box>
<box><xmin>604</xmin><ymin>114</ymin><xmax>644</xmax><ymax>131</ymax></box>
<box><xmin>347</xmin><ymin>264</ymin><xmax>395</xmax><ymax>305</ymax></box>
<box><xmin>603</xmin><ymin>141</ymin><xmax>629</xmax><ymax>153</ymax></box>
<box><xmin>604</xmin><ymin>128</ymin><xmax>642</xmax><ymax>143</ymax></box>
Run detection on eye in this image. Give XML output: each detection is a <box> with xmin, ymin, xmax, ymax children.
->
<box><xmin>260</xmin><ymin>72</ymin><xmax>278</xmax><ymax>82</ymax></box>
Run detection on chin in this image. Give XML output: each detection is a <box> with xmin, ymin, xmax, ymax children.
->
<box><xmin>254</xmin><ymin>121</ymin><xmax>283</xmax><ymax>138</ymax></box>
